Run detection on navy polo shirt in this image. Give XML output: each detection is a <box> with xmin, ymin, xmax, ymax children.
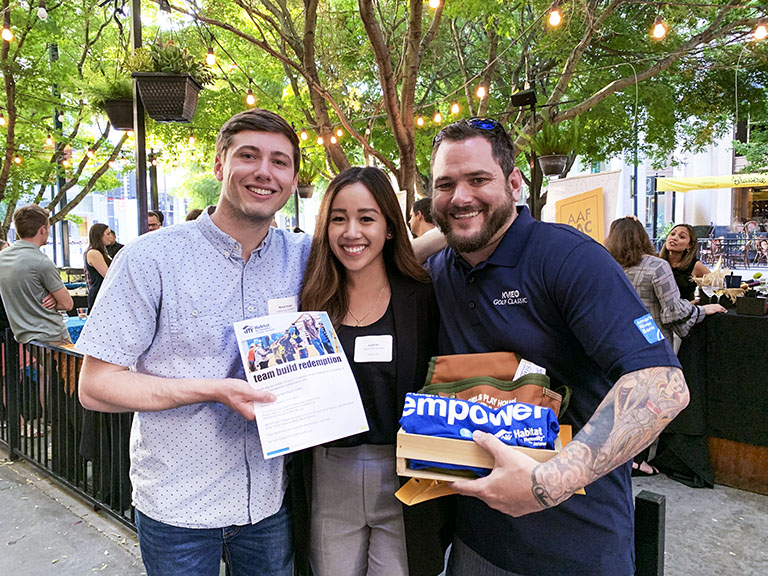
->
<box><xmin>428</xmin><ymin>206</ymin><xmax>680</xmax><ymax>575</ymax></box>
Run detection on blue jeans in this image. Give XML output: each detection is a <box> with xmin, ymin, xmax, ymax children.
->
<box><xmin>136</xmin><ymin>497</ymin><xmax>293</xmax><ymax>576</ymax></box>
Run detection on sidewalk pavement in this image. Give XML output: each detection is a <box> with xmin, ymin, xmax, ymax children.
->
<box><xmin>1</xmin><ymin>447</ymin><xmax>145</xmax><ymax>576</ymax></box>
<box><xmin>3</xmin><ymin>443</ymin><xmax>768</xmax><ymax>576</ymax></box>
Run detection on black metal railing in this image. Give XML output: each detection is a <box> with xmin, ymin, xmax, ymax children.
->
<box><xmin>0</xmin><ymin>329</ymin><xmax>134</xmax><ymax>529</ymax></box>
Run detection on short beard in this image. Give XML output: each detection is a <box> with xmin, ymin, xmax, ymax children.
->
<box><xmin>434</xmin><ymin>183</ymin><xmax>516</xmax><ymax>254</ymax></box>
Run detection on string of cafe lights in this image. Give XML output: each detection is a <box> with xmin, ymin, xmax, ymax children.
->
<box><xmin>2</xmin><ymin>0</ymin><xmax>766</xmax><ymax>163</ymax></box>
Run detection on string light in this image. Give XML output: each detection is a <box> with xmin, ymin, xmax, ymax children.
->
<box><xmin>1</xmin><ymin>28</ymin><xmax>13</xmax><ymax>42</ymax></box>
<box><xmin>652</xmin><ymin>15</ymin><xmax>667</xmax><ymax>40</ymax></box>
<box><xmin>61</xmin><ymin>159</ymin><xmax>71</xmax><ymax>168</ymax></box>
<box><xmin>427</xmin><ymin>0</ymin><xmax>441</xmax><ymax>8</ymax></box>
<box><xmin>548</xmin><ymin>1</ymin><xmax>562</xmax><ymax>27</ymax></box>
<box><xmin>245</xmin><ymin>88</ymin><xmax>256</xmax><ymax>106</ymax></box>
<box><xmin>300</xmin><ymin>130</ymin><xmax>309</xmax><ymax>141</ymax></box>
<box><xmin>13</xmin><ymin>155</ymin><xmax>22</xmax><ymax>165</ymax></box>
<box><xmin>0</xmin><ymin>114</ymin><xmax>5</xmax><ymax>126</ymax></box>
<box><xmin>330</xmin><ymin>135</ymin><xmax>337</xmax><ymax>144</ymax></box>
<box><xmin>450</xmin><ymin>102</ymin><xmax>460</xmax><ymax>114</ymax></box>
<box><xmin>205</xmin><ymin>47</ymin><xmax>216</xmax><ymax>66</ymax></box>
<box><xmin>476</xmin><ymin>85</ymin><xmax>487</xmax><ymax>99</ymax></box>
<box><xmin>188</xmin><ymin>133</ymin><xmax>196</xmax><ymax>145</ymax></box>
<box><xmin>108</xmin><ymin>160</ymin><xmax>116</xmax><ymax>168</ymax></box>
<box><xmin>37</xmin><ymin>0</ymin><xmax>48</xmax><ymax>21</ymax></box>
<box><xmin>86</xmin><ymin>149</ymin><xmax>95</xmax><ymax>159</ymax></box>
<box><xmin>57</xmin><ymin>113</ymin><xmax>65</xmax><ymax>123</ymax></box>
<box><xmin>755</xmin><ymin>18</ymin><xmax>768</xmax><ymax>41</ymax></box>
<box><xmin>336</xmin><ymin>128</ymin><xmax>343</xmax><ymax>138</ymax></box>
<box><xmin>317</xmin><ymin>136</ymin><xmax>324</xmax><ymax>145</ymax></box>
<box><xmin>433</xmin><ymin>110</ymin><xmax>443</xmax><ymax>123</ymax></box>
<box><xmin>45</xmin><ymin>134</ymin><xmax>54</xmax><ymax>147</ymax></box>
<box><xmin>126</xmin><ymin>130</ymin><xmax>134</xmax><ymax>138</ymax></box>
<box><xmin>416</xmin><ymin>116</ymin><xmax>425</xmax><ymax>127</ymax></box>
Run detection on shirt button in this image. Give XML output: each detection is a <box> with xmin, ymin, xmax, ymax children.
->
<box><xmin>469</xmin><ymin>302</ymin><xmax>476</xmax><ymax>309</ymax></box>
<box><xmin>248</xmin><ymin>306</ymin><xmax>254</xmax><ymax>312</ymax></box>
<box><xmin>223</xmin><ymin>251</ymin><xmax>230</xmax><ymax>257</ymax></box>
<box><xmin>192</xmin><ymin>310</ymin><xmax>198</xmax><ymax>316</ymax></box>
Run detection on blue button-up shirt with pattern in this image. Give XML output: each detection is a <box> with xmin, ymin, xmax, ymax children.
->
<box><xmin>76</xmin><ymin>209</ymin><xmax>312</xmax><ymax>528</ymax></box>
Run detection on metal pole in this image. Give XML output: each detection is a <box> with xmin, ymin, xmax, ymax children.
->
<box><xmin>149</xmin><ymin>149</ymin><xmax>159</xmax><ymax>211</ymax></box>
<box><xmin>530</xmin><ymin>102</ymin><xmax>537</xmax><ymax>219</ymax></box>
<box><xmin>50</xmin><ymin>43</ymin><xmax>70</xmax><ymax>266</ymax></box>
<box><xmin>652</xmin><ymin>176</ymin><xmax>658</xmax><ymax>239</ymax></box>
<box><xmin>131</xmin><ymin>0</ymin><xmax>149</xmax><ymax>235</ymax></box>
<box><xmin>633</xmin><ymin>117</ymin><xmax>639</xmax><ymax>217</ymax></box>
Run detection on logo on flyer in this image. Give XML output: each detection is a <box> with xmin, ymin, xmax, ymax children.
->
<box><xmin>493</xmin><ymin>288</ymin><xmax>528</xmax><ymax>306</ymax></box>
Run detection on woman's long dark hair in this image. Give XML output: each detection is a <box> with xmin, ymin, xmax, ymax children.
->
<box><xmin>658</xmin><ymin>223</ymin><xmax>698</xmax><ymax>270</ymax></box>
<box><xmin>87</xmin><ymin>223</ymin><xmax>112</xmax><ymax>266</ymax></box>
<box><xmin>605</xmin><ymin>217</ymin><xmax>656</xmax><ymax>268</ymax></box>
<box><xmin>300</xmin><ymin>166</ymin><xmax>430</xmax><ymax>327</ymax></box>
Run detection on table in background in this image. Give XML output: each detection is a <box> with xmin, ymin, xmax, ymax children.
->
<box><xmin>64</xmin><ymin>316</ymin><xmax>86</xmax><ymax>344</ymax></box>
<box><xmin>651</xmin><ymin>310</ymin><xmax>768</xmax><ymax>494</ymax></box>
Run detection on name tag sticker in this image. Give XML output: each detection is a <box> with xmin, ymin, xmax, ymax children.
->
<box><xmin>354</xmin><ymin>335</ymin><xmax>393</xmax><ymax>363</ymax></box>
<box><xmin>267</xmin><ymin>295</ymin><xmax>298</xmax><ymax>315</ymax></box>
<box><xmin>634</xmin><ymin>313</ymin><xmax>665</xmax><ymax>343</ymax></box>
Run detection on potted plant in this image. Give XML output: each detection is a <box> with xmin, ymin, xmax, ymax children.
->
<box><xmin>88</xmin><ymin>75</ymin><xmax>134</xmax><ymax>130</ymax></box>
<box><xmin>126</xmin><ymin>41</ymin><xmax>215</xmax><ymax>123</ymax></box>
<box><xmin>297</xmin><ymin>160</ymin><xmax>320</xmax><ymax>199</ymax></box>
<box><xmin>526</xmin><ymin>118</ymin><xmax>580</xmax><ymax>177</ymax></box>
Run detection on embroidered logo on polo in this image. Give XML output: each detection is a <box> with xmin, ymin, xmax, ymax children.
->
<box><xmin>493</xmin><ymin>288</ymin><xmax>528</xmax><ymax>306</ymax></box>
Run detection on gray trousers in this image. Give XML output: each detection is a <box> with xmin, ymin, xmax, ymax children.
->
<box><xmin>310</xmin><ymin>444</ymin><xmax>408</xmax><ymax>576</ymax></box>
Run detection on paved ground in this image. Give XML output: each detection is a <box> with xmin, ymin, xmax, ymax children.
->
<box><xmin>3</xmin><ymin>444</ymin><xmax>767</xmax><ymax>576</ymax></box>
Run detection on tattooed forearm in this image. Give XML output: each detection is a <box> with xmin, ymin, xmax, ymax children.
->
<box><xmin>531</xmin><ymin>366</ymin><xmax>688</xmax><ymax>508</ymax></box>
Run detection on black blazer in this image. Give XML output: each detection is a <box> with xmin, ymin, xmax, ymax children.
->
<box><xmin>292</xmin><ymin>269</ymin><xmax>454</xmax><ymax>576</ymax></box>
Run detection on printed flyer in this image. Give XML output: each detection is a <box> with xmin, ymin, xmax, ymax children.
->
<box><xmin>233</xmin><ymin>311</ymin><xmax>369</xmax><ymax>459</ymax></box>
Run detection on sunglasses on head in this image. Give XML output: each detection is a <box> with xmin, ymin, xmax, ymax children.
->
<box><xmin>432</xmin><ymin>117</ymin><xmax>508</xmax><ymax>146</ymax></box>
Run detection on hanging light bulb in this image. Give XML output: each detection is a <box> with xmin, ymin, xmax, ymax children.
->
<box><xmin>427</xmin><ymin>0</ymin><xmax>441</xmax><ymax>8</ymax></box>
<box><xmin>336</xmin><ymin>128</ymin><xmax>343</xmax><ymax>138</ymax></box>
<box><xmin>37</xmin><ymin>0</ymin><xmax>48</xmax><ymax>20</ymax></box>
<box><xmin>755</xmin><ymin>18</ymin><xmax>768</xmax><ymax>41</ymax></box>
<box><xmin>330</xmin><ymin>135</ymin><xmax>338</xmax><ymax>144</ymax></box>
<box><xmin>188</xmin><ymin>133</ymin><xmax>196</xmax><ymax>145</ymax></box>
<box><xmin>57</xmin><ymin>113</ymin><xmax>65</xmax><ymax>123</ymax></box>
<box><xmin>652</xmin><ymin>15</ymin><xmax>667</xmax><ymax>40</ymax></box>
<box><xmin>86</xmin><ymin>149</ymin><xmax>95</xmax><ymax>159</ymax></box>
<box><xmin>300</xmin><ymin>130</ymin><xmax>309</xmax><ymax>141</ymax></box>
<box><xmin>62</xmin><ymin>159</ymin><xmax>71</xmax><ymax>168</ymax></box>
<box><xmin>150</xmin><ymin>157</ymin><xmax>158</xmax><ymax>167</ymax></box>
<box><xmin>1</xmin><ymin>27</ymin><xmax>14</xmax><ymax>42</ymax></box>
<box><xmin>0</xmin><ymin>114</ymin><xmax>6</xmax><ymax>126</ymax></box>
<box><xmin>548</xmin><ymin>2</ymin><xmax>562</xmax><ymax>27</ymax></box>
<box><xmin>245</xmin><ymin>88</ymin><xmax>256</xmax><ymax>106</ymax></box>
<box><xmin>205</xmin><ymin>47</ymin><xmax>216</xmax><ymax>67</ymax></box>
<box><xmin>433</xmin><ymin>110</ymin><xmax>442</xmax><ymax>124</ymax></box>
<box><xmin>317</xmin><ymin>136</ymin><xmax>324</xmax><ymax>145</ymax></box>
<box><xmin>450</xmin><ymin>102</ymin><xmax>460</xmax><ymax>115</ymax></box>
<box><xmin>13</xmin><ymin>155</ymin><xmax>22</xmax><ymax>165</ymax></box>
<box><xmin>416</xmin><ymin>116</ymin><xmax>425</xmax><ymax>127</ymax></box>
<box><xmin>476</xmin><ymin>85</ymin><xmax>487</xmax><ymax>99</ymax></box>
<box><xmin>126</xmin><ymin>130</ymin><xmax>134</xmax><ymax>138</ymax></box>
<box><xmin>45</xmin><ymin>134</ymin><xmax>54</xmax><ymax>147</ymax></box>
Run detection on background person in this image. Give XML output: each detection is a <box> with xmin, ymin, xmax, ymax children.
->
<box><xmin>297</xmin><ymin>166</ymin><xmax>451</xmax><ymax>576</ymax></box>
<box><xmin>105</xmin><ymin>229</ymin><xmax>124</xmax><ymax>259</ymax></box>
<box><xmin>605</xmin><ymin>216</ymin><xmax>725</xmax><ymax>476</ymax></box>
<box><xmin>84</xmin><ymin>223</ymin><xmax>113</xmax><ymax>309</ymax></box>
<box><xmin>659</xmin><ymin>224</ymin><xmax>711</xmax><ymax>301</ymax></box>
<box><xmin>147</xmin><ymin>210</ymin><xmax>163</xmax><ymax>231</ymax></box>
<box><xmin>426</xmin><ymin>118</ymin><xmax>687</xmax><ymax>576</ymax></box>
<box><xmin>409</xmin><ymin>197</ymin><xmax>436</xmax><ymax>238</ymax></box>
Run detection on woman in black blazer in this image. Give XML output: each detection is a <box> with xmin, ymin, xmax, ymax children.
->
<box><xmin>296</xmin><ymin>166</ymin><xmax>452</xmax><ymax>576</ymax></box>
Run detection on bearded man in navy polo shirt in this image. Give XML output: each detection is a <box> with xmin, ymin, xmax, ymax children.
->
<box><xmin>427</xmin><ymin>118</ymin><xmax>687</xmax><ymax>576</ymax></box>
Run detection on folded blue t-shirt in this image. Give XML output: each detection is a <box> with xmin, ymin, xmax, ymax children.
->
<box><xmin>400</xmin><ymin>393</ymin><xmax>560</xmax><ymax>476</ymax></box>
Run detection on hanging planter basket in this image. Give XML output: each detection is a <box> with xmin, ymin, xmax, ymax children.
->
<box><xmin>538</xmin><ymin>154</ymin><xmax>569</xmax><ymax>177</ymax></box>
<box><xmin>132</xmin><ymin>73</ymin><xmax>202</xmax><ymax>123</ymax></box>
<box><xmin>103</xmin><ymin>99</ymin><xmax>134</xmax><ymax>131</ymax></box>
<box><xmin>298</xmin><ymin>185</ymin><xmax>315</xmax><ymax>199</ymax></box>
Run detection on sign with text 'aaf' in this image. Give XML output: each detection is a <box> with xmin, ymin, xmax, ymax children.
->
<box><xmin>555</xmin><ymin>187</ymin><xmax>604</xmax><ymax>243</ymax></box>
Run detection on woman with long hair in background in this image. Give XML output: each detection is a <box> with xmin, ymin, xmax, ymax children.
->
<box><xmin>658</xmin><ymin>224</ymin><xmax>711</xmax><ymax>301</ymax></box>
<box><xmin>84</xmin><ymin>223</ymin><xmax>113</xmax><ymax>309</ymax></box>
<box><xmin>295</xmin><ymin>166</ymin><xmax>451</xmax><ymax>576</ymax></box>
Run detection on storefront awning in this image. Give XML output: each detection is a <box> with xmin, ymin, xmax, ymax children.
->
<box><xmin>656</xmin><ymin>173</ymin><xmax>768</xmax><ymax>193</ymax></box>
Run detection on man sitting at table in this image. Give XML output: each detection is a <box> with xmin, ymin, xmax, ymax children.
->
<box><xmin>0</xmin><ymin>204</ymin><xmax>73</xmax><ymax>346</ymax></box>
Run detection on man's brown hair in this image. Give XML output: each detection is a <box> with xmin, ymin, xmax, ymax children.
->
<box><xmin>215</xmin><ymin>108</ymin><xmax>301</xmax><ymax>175</ymax></box>
<box><xmin>14</xmin><ymin>204</ymin><xmax>50</xmax><ymax>239</ymax></box>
